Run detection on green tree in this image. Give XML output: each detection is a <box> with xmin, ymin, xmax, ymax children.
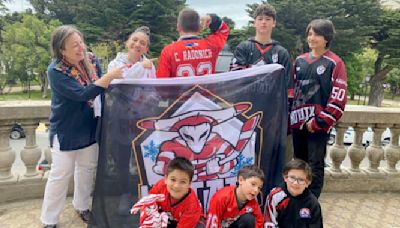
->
<box><xmin>0</xmin><ymin>13</ymin><xmax>61</xmax><ymax>97</ymax></box>
<box><xmin>89</xmin><ymin>41</ymin><xmax>124</xmax><ymax>72</ymax></box>
<box><xmin>29</xmin><ymin>0</ymin><xmax>186</xmax><ymax>56</ymax></box>
<box><xmin>222</xmin><ymin>16</ymin><xmax>235</xmax><ymax>30</ymax></box>
<box><xmin>343</xmin><ymin>54</ymin><xmax>364</xmax><ymax>100</ymax></box>
<box><xmin>247</xmin><ymin>0</ymin><xmax>382</xmax><ymax>58</ymax></box>
<box><xmin>368</xmin><ymin>8</ymin><xmax>400</xmax><ymax>106</ymax></box>
<box><xmin>244</xmin><ymin>0</ymin><xmax>400</xmax><ymax>106</ymax></box>
<box><xmin>128</xmin><ymin>0</ymin><xmax>186</xmax><ymax>56</ymax></box>
<box><xmin>386</xmin><ymin>68</ymin><xmax>400</xmax><ymax>100</ymax></box>
<box><xmin>227</xmin><ymin>28</ymin><xmax>250</xmax><ymax>52</ymax></box>
<box><xmin>29</xmin><ymin>0</ymin><xmax>78</xmax><ymax>23</ymax></box>
<box><xmin>0</xmin><ymin>0</ymin><xmax>12</xmax><ymax>13</ymax></box>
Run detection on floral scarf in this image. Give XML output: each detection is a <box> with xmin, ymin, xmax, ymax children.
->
<box><xmin>54</xmin><ymin>53</ymin><xmax>100</xmax><ymax>107</ymax></box>
<box><xmin>54</xmin><ymin>53</ymin><xmax>99</xmax><ymax>86</ymax></box>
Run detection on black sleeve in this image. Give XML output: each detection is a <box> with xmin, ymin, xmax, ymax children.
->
<box><xmin>208</xmin><ymin>13</ymin><xmax>222</xmax><ymax>33</ymax></box>
<box><xmin>230</xmin><ymin>42</ymin><xmax>250</xmax><ymax>70</ymax></box>
<box><xmin>279</xmin><ymin>48</ymin><xmax>293</xmax><ymax>91</ymax></box>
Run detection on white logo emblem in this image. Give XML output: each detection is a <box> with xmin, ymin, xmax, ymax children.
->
<box><xmin>272</xmin><ymin>53</ymin><xmax>278</xmax><ymax>63</ymax></box>
<box><xmin>299</xmin><ymin>208</ymin><xmax>311</xmax><ymax>218</ymax></box>
<box><xmin>253</xmin><ymin>59</ymin><xmax>265</xmax><ymax>67</ymax></box>
<box><xmin>317</xmin><ymin>65</ymin><xmax>326</xmax><ymax>75</ymax></box>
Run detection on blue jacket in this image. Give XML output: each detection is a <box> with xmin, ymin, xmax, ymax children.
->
<box><xmin>48</xmin><ymin>57</ymin><xmax>104</xmax><ymax>150</ymax></box>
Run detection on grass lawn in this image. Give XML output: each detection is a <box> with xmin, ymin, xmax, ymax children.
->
<box><xmin>384</xmin><ymin>91</ymin><xmax>400</xmax><ymax>102</ymax></box>
<box><xmin>0</xmin><ymin>90</ymin><xmax>51</xmax><ymax>101</ymax></box>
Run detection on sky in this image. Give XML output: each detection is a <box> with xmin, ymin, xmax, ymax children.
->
<box><xmin>5</xmin><ymin>0</ymin><xmax>263</xmax><ymax>28</ymax></box>
<box><xmin>4</xmin><ymin>0</ymin><xmax>31</xmax><ymax>12</ymax></box>
<box><xmin>186</xmin><ymin>0</ymin><xmax>263</xmax><ymax>28</ymax></box>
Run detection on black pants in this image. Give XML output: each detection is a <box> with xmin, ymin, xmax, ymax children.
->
<box><xmin>229</xmin><ymin>213</ymin><xmax>256</xmax><ymax>228</ymax></box>
<box><xmin>292</xmin><ymin>128</ymin><xmax>328</xmax><ymax>198</ymax></box>
<box><xmin>168</xmin><ymin>217</ymin><xmax>206</xmax><ymax>228</ymax></box>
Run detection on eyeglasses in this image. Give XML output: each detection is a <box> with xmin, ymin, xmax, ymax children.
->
<box><xmin>287</xmin><ymin>175</ymin><xmax>307</xmax><ymax>185</ymax></box>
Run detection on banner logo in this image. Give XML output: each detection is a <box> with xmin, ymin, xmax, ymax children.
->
<box><xmin>132</xmin><ymin>85</ymin><xmax>263</xmax><ymax>210</ymax></box>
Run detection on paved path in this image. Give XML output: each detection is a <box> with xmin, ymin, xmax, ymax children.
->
<box><xmin>0</xmin><ymin>192</ymin><xmax>399</xmax><ymax>228</ymax></box>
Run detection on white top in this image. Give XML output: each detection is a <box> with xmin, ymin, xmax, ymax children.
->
<box><xmin>107</xmin><ymin>52</ymin><xmax>156</xmax><ymax>79</ymax></box>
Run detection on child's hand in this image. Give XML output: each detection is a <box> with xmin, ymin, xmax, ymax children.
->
<box><xmin>306</xmin><ymin>119</ymin><xmax>315</xmax><ymax>133</ymax></box>
<box><xmin>141</xmin><ymin>59</ymin><xmax>153</xmax><ymax>69</ymax></box>
<box><xmin>200</xmin><ymin>15</ymin><xmax>212</xmax><ymax>30</ymax></box>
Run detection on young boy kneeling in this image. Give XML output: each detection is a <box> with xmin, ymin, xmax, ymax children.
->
<box><xmin>206</xmin><ymin>165</ymin><xmax>265</xmax><ymax>228</ymax></box>
<box><xmin>264</xmin><ymin>159</ymin><xmax>323</xmax><ymax>228</ymax></box>
<box><xmin>149</xmin><ymin>157</ymin><xmax>205</xmax><ymax>228</ymax></box>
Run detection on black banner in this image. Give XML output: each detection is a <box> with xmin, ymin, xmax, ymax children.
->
<box><xmin>90</xmin><ymin>64</ymin><xmax>287</xmax><ymax>228</ymax></box>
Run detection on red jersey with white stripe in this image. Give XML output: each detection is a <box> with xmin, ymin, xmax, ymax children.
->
<box><xmin>156</xmin><ymin>18</ymin><xmax>229</xmax><ymax>78</ymax></box>
<box><xmin>206</xmin><ymin>186</ymin><xmax>264</xmax><ymax>228</ymax></box>
<box><xmin>156</xmin><ymin>133</ymin><xmax>237</xmax><ymax>181</ymax></box>
<box><xmin>149</xmin><ymin>179</ymin><xmax>204</xmax><ymax>228</ymax></box>
<box><xmin>290</xmin><ymin>50</ymin><xmax>347</xmax><ymax>132</ymax></box>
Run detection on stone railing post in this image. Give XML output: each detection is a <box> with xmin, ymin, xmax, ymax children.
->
<box><xmin>20</xmin><ymin>121</ymin><xmax>42</xmax><ymax>178</ymax></box>
<box><xmin>384</xmin><ymin>125</ymin><xmax>400</xmax><ymax>173</ymax></box>
<box><xmin>348</xmin><ymin>124</ymin><xmax>368</xmax><ymax>174</ymax></box>
<box><xmin>0</xmin><ymin>123</ymin><xmax>16</xmax><ymax>181</ymax></box>
<box><xmin>329</xmin><ymin>124</ymin><xmax>348</xmax><ymax>176</ymax></box>
<box><xmin>365</xmin><ymin>124</ymin><xmax>387</xmax><ymax>175</ymax></box>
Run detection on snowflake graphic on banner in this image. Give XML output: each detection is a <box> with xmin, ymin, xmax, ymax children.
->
<box><xmin>143</xmin><ymin>140</ymin><xmax>159</xmax><ymax>162</ymax></box>
<box><xmin>231</xmin><ymin>153</ymin><xmax>254</xmax><ymax>176</ymax></box>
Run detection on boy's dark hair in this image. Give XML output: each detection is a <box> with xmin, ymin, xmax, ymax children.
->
<box><xmin>166</xmin><ymin>157</ymin><xmax>195</xmax><ymax>181</ymax></box>
<box><xmin>238</xmin><ymin>165</ymin><xmax>265</xmax><ymax>183</ymax></box>
<box><xmin>283</xmin><ymin>159</ymin><xmax>313</xmax><ymax>182</ymax></box>
<box><xmin>306</xmin><ymin>19</ymin><xmax>336</xmax><ymax>48</ymax></box>
<box><xmin>178</xmin><ymin>8</ymin><xmax>200</xmax><ymax>33</ymax></box>
<box><xmin>253</xmin><ymin>4</ymin><xmax>277</xmax><ymax>20</ymax></box>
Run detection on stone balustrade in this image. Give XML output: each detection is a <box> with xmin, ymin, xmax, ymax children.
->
<box><xmin>324</xmin><ymin>105</ymin><xmax>400</xmax><ymax>192</ymax></box>
<box><xmin>0</xmin><ymin>103</ymin><xmax>399</xmax><ymax>203</ymax></box>
<box><xmin>0</xmin><ymin>101</ymin><xmax>52</xmax><ymax>203</ymax></box>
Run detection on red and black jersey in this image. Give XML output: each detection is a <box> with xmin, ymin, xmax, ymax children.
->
<box><xmin>290</xmin><ymin>51</ymin><xmax>347</xmax><ymax>132</ymax></box>
<box><xmin>206</xmin><ymin>186</ymin><xmax>264</xmax><ymax>228</ymax></box>
<box><xmin>231</xmin><ymin>39</ymin><xmax>293</xmax><ymax>97</ymax></box>
<box><xmin>156</xmin><ymin>14</ymin><xmax>229</xmax><ymax>78</ymax></box>
<box><xmin>264</xmin><ymin>184</ymin><xmax>323</xmax><ymax>228</ymax></box>
<box><xmin>149</xmin><ymin>179</ymin><xmax>204</xmax><ymax>228</ymax></box>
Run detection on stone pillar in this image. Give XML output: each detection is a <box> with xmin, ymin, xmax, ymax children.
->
<box><xmin>20</xmin><ymin>121</ymin><xmax>42</xmax><ymax>178</ymax></box>
<box><xmin>365</xmin><ymin>125</ymin><xmax>386</xmax><ymax>175</ymax></box>
<box><xmin>0</xmin><ymin>123</ymin><xmax>17</xmax><ymax>181</ymax></box>
<box><xmin>384</xmin><ymin>125</ymin><xmax>400</xmax><ymax>173</ymax></box>
<box><xmin>348</xmin><ymin>124</ymin><xmax>367</xmax><ymax>174</ymax></box>
<box><xmin>329</xmin><ymin>124</ymin><xmax>348</xmax><ymax>176</ymax></box>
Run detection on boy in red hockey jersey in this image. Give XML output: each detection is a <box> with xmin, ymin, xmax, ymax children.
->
<box><xmin>156</xmin><ymin>8</ymin><xmax>229</xmax><ymax>78</ymax></box>
<box><xmin>206</xmin><ymin>165</ymin><xmax>264</xmax><ymax>228</ymax></box>
<box><xmin>264</xmin><ymin>159</ymin><xmax>322</xmax><ymax>228</ymax></box>
<box><xmin>149</xmin><ymin>157</ymin><xmax>205</xmax><ymax>228</ymax></box>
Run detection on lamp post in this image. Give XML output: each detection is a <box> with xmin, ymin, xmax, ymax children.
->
<box><xmin>27</xmin><ymin>69</ymin><xmax>32</xmax><ymax>99</ymax></box>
